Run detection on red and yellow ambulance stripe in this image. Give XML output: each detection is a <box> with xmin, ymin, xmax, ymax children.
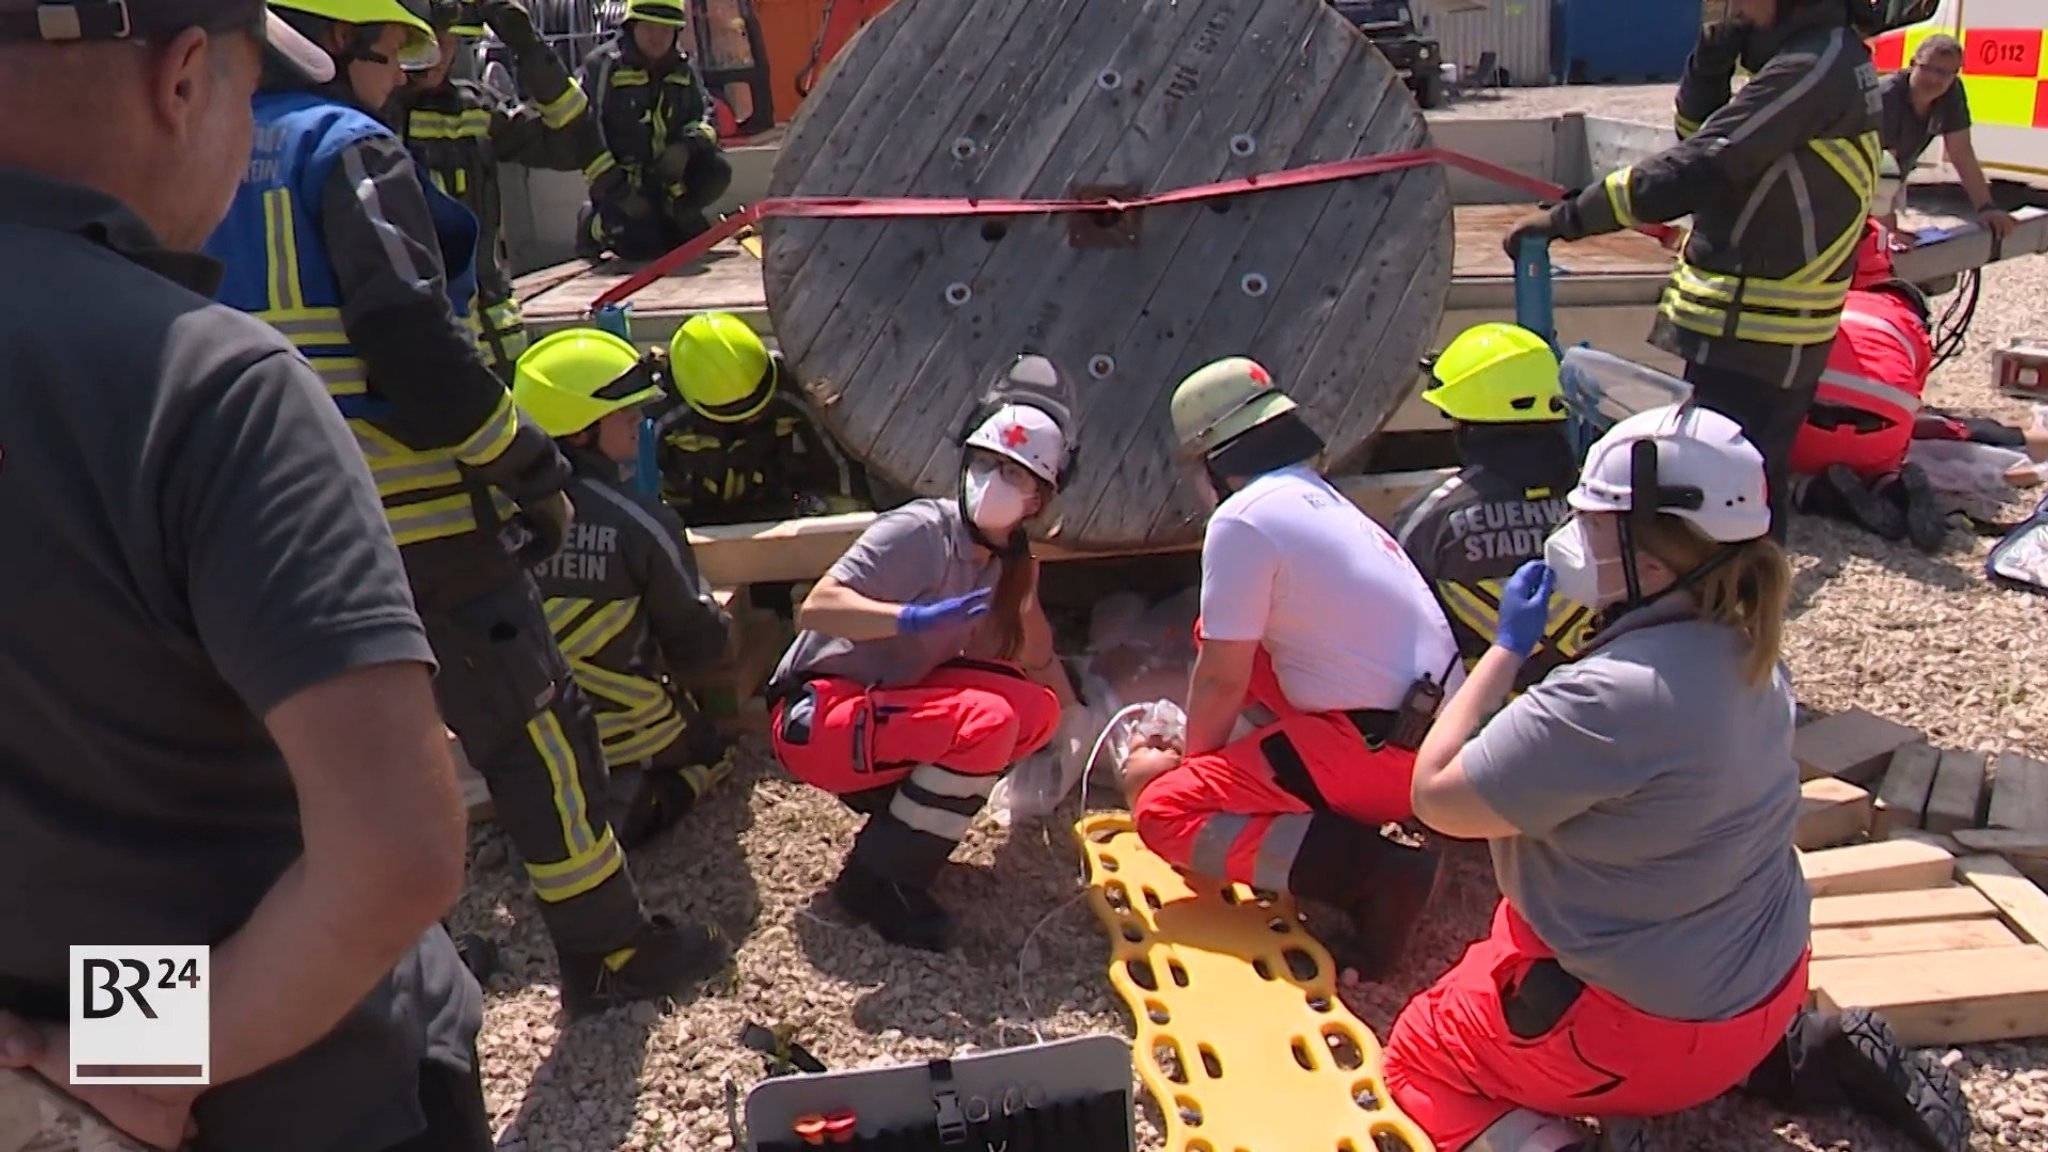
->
<box><xmin>1870</xmin><ymin>23</ymin><xmax>2048</xmax><ymax>129</ymax></box>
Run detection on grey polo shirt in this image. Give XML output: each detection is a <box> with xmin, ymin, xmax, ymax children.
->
<box><xmin>1880</xmin><ymin>68</ymin><xmax>1972</xmax><ymax>172</ymax></box>
<box><xmin>0</xmin><ymin>170</ymin><xmax>479</xmax><ymax>1152</ymax></box>
<box><xmin>1461</xmin><ymin>599</ymin><xmax>1811</xmax><ymax>1022</ymax></box>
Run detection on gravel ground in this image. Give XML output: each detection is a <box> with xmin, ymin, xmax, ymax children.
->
<box><xmin>452</xmin><ymin>84</ymin><xmax>2048</xmax><ymax>1152</ymax></box>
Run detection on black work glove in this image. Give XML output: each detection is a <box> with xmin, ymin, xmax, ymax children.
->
<box><xmin>481</xmin><ymin>0</ymin><xmax>541</xmax><ymax>52</ymax></box>
<box><xmin>1694</xmin><ymin>20</ymin><xmax>1749</xmax><ymax>77</ymax></box>
<box><xmin>1501</xmin><ymin>208</ymin><xmax>1557</xmax><ymax>262</ymax></box>
<box><xmin>501</xmin><ymin>489</ymin><xmax>574</xmax><ymax>565</ymax></box>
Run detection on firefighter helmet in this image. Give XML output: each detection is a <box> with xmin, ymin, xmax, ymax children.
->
<box><xmin>270</xmin><ymin>0</ymin><xmax>440</xmax><ymax>70</ymax></box>
<box><xmin>1169</xmin><ymin>357</ymin><xmax>1298</xmax><ymax>459</ymax></box>
<box><xmin>669</xmin><ymin>312</ymin><xmax>776</xmax><ymax>424</ymax></box>
<box><xmin>1848</xmin><ymin>0</ymin><xmax>1940</xmax><ymax>38</ymax></box>
<box><xmin>624</xmin><ymin>0</ymin><xmax>687</xmax><ymax>27</ymax></box>
<box><xmin>1421</xmin><ymin>322</ymin><xmax>1565</xmax><ymax>424</ymax></box>
<box><xmin>514</xmin><ymin>328</ymin><xmax>665</xmax><ymax>437</ymax></box>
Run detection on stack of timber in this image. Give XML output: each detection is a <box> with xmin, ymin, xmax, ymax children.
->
<box><xmin>1792</xmin><ymin>705</ymin><xmax>2048</xmax><ymax>1045</ymax></box>
<box><xmin>758</xmin><ymin>0</ymin><xmax>1456</xmax><ymax>553</ymax></box>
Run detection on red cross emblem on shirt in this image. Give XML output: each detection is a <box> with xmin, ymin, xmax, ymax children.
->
<box><xmin>1000</xmin><ymin>422</ymin><xmax>1030</xmax><ymax>448</ymax></box>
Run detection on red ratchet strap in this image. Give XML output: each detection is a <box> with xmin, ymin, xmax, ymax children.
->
<box><xmin>589</xmin><ymin>147</ymin><xmax>1679</xmax><ymax>310</ymax></box>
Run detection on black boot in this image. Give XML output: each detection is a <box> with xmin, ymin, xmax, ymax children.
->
<box><xmin>1816</xmin><ymin>464</ymin><xmax>1909</xmax><ymax>541</ymax></box>
<box><xmin>831</xmin><ymin>857</ymin><xmax>953</xmax><ymax>953</ymax></box>
<box><xmin>615</xmin><ymin>746</ymin><xmax>736</xmax><ymax>852</ymax></box>
<box><xmin>1285</xmin><ymin>814</ymin><xmax>1444</xmax><ymax>982</ymax></box>
<box><xmin>557</xmin><ymin>914</ymin><xmax>730</xmax><ymax>1018</ymax></box>
<box><xmin>1741</xmin><ymin>1008</ymin><xmax>1967</xmax><ymax>1152</ymax></box>
<box><xmin>1895</xmin><ymin>463</ymin><xmax>1950</xmax><ymax>554</ymax></box>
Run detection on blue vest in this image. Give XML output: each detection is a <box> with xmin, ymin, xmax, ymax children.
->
<box><xmin>203</xmin><ymin>89</ymin><xmax>483</xmax><ymax>422</ymax></box>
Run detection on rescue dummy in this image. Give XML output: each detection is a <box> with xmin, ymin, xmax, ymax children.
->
<box><xmin>654</xmin><ymin>311</ymin><xmax>870</xmax><ymax>526</ymax></box>
<box><xmin>203</xmin><ymin>0</ymin><xmax>727</xmax><ymax>1015</ymax></box>
<box><xmin>1115</xmin><ymin>357</ymin><xmax>1462</xmax><ymax>983</ymax></box>
<box><xmin>392</xmin><ymin>0</ymin><xmax>614</xmax><ymax>380</ymax></box>
<box><xmin>1789</xmin><ymin>217</ymin><xmax>1948</xmax><ymax>553</ymax></box>
<box><xmin>1393</xmin><ymin>322</ymin><xmax>1593</xmax><ymax>688</ymax></box>
<box><xmin>514</xmin><ymin>328</ymin><xmax>740</xmax><ymax>852</ymax></box>
<box><xmin>1389</xmin><ymin>404</ymin><xmax>1966</xmax><ymax>1152</ymax></box>
<box><xmin>574</xmin><ymin>0</ymin><xmax>734</xmax><ymax>259</ymax></box>
<box><xmin>764</xmin><ymin>356</ymin><xmax>1080</xmax><ymax>953</ymax></box>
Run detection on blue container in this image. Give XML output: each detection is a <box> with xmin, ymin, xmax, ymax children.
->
<box><xmin>1552</xmin><ymin>0</ymin><xmax>1697</xmax><ymax>86</ymax></box>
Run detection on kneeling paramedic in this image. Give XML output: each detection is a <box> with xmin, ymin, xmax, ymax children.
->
<box><xmin>1503</xmin><ymin>0</ymin><xmax>1910</xmax><ymax>544</ymax></box>
<box><xmin>1388</xmin><ymin>404</ymin><xmax>1965</xmax><ymax>1152</ymax></box>
<box><xmin>203</xmin><ymin>0</ymin><xmax>725</xmax><ymax>1014</ymax></box>
<box><xmin>764</xmin><ymin>357</ymin><xmax>1078</xmax><ymax>952</ymax></box>
<box><xmin>514</xmin><ymin>328</ymin><xmax>741</xmax><ymax>851</ymax></box>
<box><xmin>1118</xmin><ymin>357</ymin><xmax>1462</xmax><ymax>982</ymax></box>
<box><xmin>394</xmin><ymin>0</ymin><xmax>613</xmax><ymax>381</ymax></box>
<box><xmin>1393</xmin><ymin>322</ymin><xmax>1593</xmax><ymax>688</ymax></box>
<box><xmin>574</xmin><ymin>0</ymin><xmax>734</xmax><ymax>259</ymax></box>
<box><xmin>655</xmin><ymin>311</ymin><xmax>869</xmax><ymax>527</ymax></box>
<box><xmin>1789</xmin><ymin>217</ymin><xmax>1948</xmax><ymax>554</ymax></box>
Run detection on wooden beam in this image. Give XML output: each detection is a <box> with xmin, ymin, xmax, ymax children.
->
<box><xmin>1797</xmin><ymin>778</ymin><xmax>1874</xmax><ymax>851</ymax></box>
<box><xmin>1989</xmin><ymin>752</ymin><xmax>2048</xmax><ymax>833</ymax></box>
<box><xmin>1810</xmin><ymin>886</ymin><xmax>1999</xmax><ymax>930</ymax></box>
<box><xmin>1874</xmin><ymin>742</ymin><xmax>1941</xmax><ymax>837</ymax></box>
<box><xmin>1954</xmin><ymin>828</ymin><xmax>2048</xmax><ymax>860</ymax></box>
<box><xmin>1810</xmin><ymin>918</ymin><xmax>2022</xmax><ymax>962</ymax></box>
<box><xmin>1795</xmin><ymin>709</ymin><xmax>1923</xmax><ymax>785</ymax></box>
<box><xmin>1926</xmin><ymin>749</ymin><xmax>1990</xmax><ymax>835</ymax></box>
<box><xmin>1957</xmin><ymin>854</ymin><xmax>2048</xmax><ymax>946</ymax></box>
<box><xmin>1810</xmin><ymin>946</ymin><xmax>2048</xmax><ymax>1046</ymax></box>
<box><xmin>1801</xmin><ymin>839</ymin><xmax>1956</xmax><ymax>898</ymax></box>
<box><xmin>686</xmin><ymin>467</ymin><xmax>1451</xmax><ymax>588</ymax></box>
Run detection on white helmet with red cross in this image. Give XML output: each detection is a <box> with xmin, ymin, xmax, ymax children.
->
<box><xmin>963</xmin><ymin>355</ymin><xmax>1071</xmax><ymax>488</ymax></box>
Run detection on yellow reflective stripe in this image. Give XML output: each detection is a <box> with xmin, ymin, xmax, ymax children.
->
<box><xmin>602</xmin><ymin>712</ymin><xmax>685</xmax><ymax>767</ymax></box>
<box><xmin>516</xmin><ymin>708</ymin><xmax>615</xmax><ymax>903</ymax></box>
<box><xmin>611</xmin><ymin>68</ymin><xmax>649</xmax><ymax>86</ymax></box>
<box><xmin>407</xmin><ymin>108</ymin><xmax>492</xmax><ymax>139</ymax></box>
<box><xmin>1603</xmin><ymin>167</ymin><xmax>1638</xmax><ymax>228</ymax></box>
<box><xmin>574</xmin><ymin>658</ymin><xmax>667</xmax><ymax>708</ymax></box>
<box><xmin>453</xmin><ymin>390</ymin><xmax>520</xmax><ymax>466</ymax></box>
<box><xmin>544</xmin><ymin>595</ymin><xmax>593</xmax><ymax>635</ymax></box>
<box><xmin>594</xmin><ymin>692</ymin><xmax>671</xmax><ymax>734</ymax></box>
<box><xmin>525</xmin><ymin>827</ymin><xmax>624</xmax><ymax>902</ymax></box>
<box><xmin>383</xmin><ymin>492</ymin><xmax>477</xmax><ymax>545</ymax></box>
<box><xmin>559</xmin><ymin>599</ymin><xmax>638</xmax><ymax>660</ymax></box>
<box><xmin>538</xmin><ymin>83</ymin><xmax>588</xmax><ymax>129</ymax></box>
<box><xmin>584</xmin><ymin>151</ymin><xmax>618</xmax><ymax>181</ymax></box>
<box><xmin>1437</xmin><ymin>581</ymin><xmax>1500</xmax><ymax>642</ymax></box>
<box><xmin>1675</xmin><ymin>112</ymin><xmax>1701</xmax><ymax>139</ymax></box>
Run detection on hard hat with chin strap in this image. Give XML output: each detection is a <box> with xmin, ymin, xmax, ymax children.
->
<box><xmin>964</xmin><ymin>403</ymin><xmax>1068</xmax><ymax>489</ymax></box>
<box><xmin>514</xmin><ymin>328</ymin><xmax>666</xmax><ymax>437</ymax></box>
<box><xmin>1570</xmin><ymin>403</ymin><xmax>1771</xmax><ymax>544</ymax></box>
<box><xmin>271</xmin><ymin>0</ymin><xmax>441</xmax><ymax>70</ymax></box>
<box><xmin>624</xmin><ymin>0</ymin><xmax>687</xmax><ymax>28</ymax></box>
<box><xmin>1169</xmin><ymin>357</ymin><xmax>1297</xmax><ymax>459</ymax></box>
<box><xmin>1422</xmin><ymin>322</ymin><xmax>1565</xmax><ymax>424</ymax></box>
<box><xmin>669</xmin><ymin>312</ymin><xmax>776</xmax><ymax>424</ymax></box>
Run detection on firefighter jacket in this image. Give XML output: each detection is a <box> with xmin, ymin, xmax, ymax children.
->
<box><xmin>206</xmin><ymin>88</ymin><xmax>571</xmax><ymax>597</ymax></box>
<box><xmin>578</xmin><ymin>35</ymin><xmax>718</xmax><ymax>206</ymax></box>
<box><xmin>1390</xmin><ymin>425</ymin><xmax>1595</xmax><ymax>689</ymax></box>
<box><xmin>1789</xmin><ymin>285</ymin><xmax>1930</xmax><ymax>480</ymax></box>
<box><xmin>395</xmin><ymin>44</ymin><xmax>610</xmax><ymax>375</ymax></box>
<box><xmin>654</xmin><ymin>388</ymin><xmax>869</xmax><ymax>526</ymax></box>
<box><xmin>1548</xmin><ymin>5</ymin><xmax>1882</xmax><ymax>392</ymax></box>
<box><xmin>531</xmin><ymin>446</ymin><xmax>733</xmax><ymax>767</ymax></box>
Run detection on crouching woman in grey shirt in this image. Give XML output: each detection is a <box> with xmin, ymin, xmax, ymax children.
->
<box><xmin>1381</xmin><ymin>405</ymin><xmax>1963</xmax><ymax>1152</ymax></box>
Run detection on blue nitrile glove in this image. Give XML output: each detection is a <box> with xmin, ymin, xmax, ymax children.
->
<box><xmin>897</xmin><ymin>587</ymin><xmax>993</xmax><ymax>635</ymax></box>
<box><xmin>1496</xmin><ymin>559</ymin><xmax>1556</xmax><ymax>658</ymax></box>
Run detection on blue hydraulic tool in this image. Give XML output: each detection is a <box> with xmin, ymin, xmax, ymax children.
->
<box><xmin>593</xmin><ymin>302</ymin><xmax>665</xmax><ymax>501</ymax></box>
<box><xmin>1513</xmin><ymin>233</ymin><xmax>1559</xmax><ymax>356</ymax></box>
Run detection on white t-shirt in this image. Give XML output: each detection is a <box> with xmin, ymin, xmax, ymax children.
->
<box><xmin>1199</xmin><ymin>464</ymin><xmax>1463</xmax><ymax>713</ymax></box>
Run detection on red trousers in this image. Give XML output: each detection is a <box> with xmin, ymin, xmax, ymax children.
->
<box><xmin>1384</xmin><ymin>901</ymin><xmax>1809</xmax><ymax>1150</ymax></box>
<box><xmin>1133</xmin><ymin>642</ymin><xmax>1416</xmax><ymax>889</ymax></box>
<box><xmin>770</xmin><ymin>660</ymin><xmax>1062</xmax><ymax>795</ymax></box>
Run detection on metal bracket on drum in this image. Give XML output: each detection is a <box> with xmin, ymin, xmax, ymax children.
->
<box><xmin>1067</xmin><ymin>183</ymin><xmax>1142</xmax><ymax>250</ymax></box>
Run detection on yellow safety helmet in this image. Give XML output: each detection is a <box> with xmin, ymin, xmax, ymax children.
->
<box><xmin>1420</xmin><ymin>322</ymin><xmax>1564</xmax><ymax>424</ymax></box>
<box><xmin>1169</xmin><ymin>356</ymin><xmax>1298</xmax><ymax>459</ymax></box>
<box><xmin>514</xmin><ymin>328</ymin><xmax>665</xmax><ymax>437</ymax></box>
<box><xmin>669</xmin><ymin>312</ymin><xmax>776</xmax><ymax>424</ymax></box>
<box><xmin>624</xmin><ymin>0</ymin><xmax>687</xmax><ymax>28</ymax></box>
<box><xmin>271</xmin><ymin>0</ymin><xmax>441</xmax><ymax>70</ymax></box>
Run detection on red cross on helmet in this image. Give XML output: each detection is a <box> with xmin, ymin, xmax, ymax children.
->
<box><xmin>966</xmin><ymin>402</ymin><xmax>1068</xmax><ymax>487</ymax></box>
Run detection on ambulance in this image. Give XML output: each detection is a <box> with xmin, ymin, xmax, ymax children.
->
<box><xmin>1870</xmin><ymin>0</ymin><xmax>2048</xmax><ymax>178</ymax></box>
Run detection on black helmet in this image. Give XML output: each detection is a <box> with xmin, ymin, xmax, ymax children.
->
<box><xmin>1847</xmin><ymin>0</ymin><xmax>1939</xmax><ymax>37</ymax></box>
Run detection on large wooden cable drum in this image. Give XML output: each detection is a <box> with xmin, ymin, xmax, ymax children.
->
<box><xmin>761</xmin><ymin>0</ymin><xmax>1455</xmax><ymax>552</ymax></box>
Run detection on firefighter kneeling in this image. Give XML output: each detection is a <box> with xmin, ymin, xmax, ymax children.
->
<box><xmin>1394</xmin><ymin>322</ymin><xmax>1593</xmax><ymax>687</ymax></box>
<box><xmin>1118</xmin><ymin>357</ymin><xmax>1461</xmax><ymax>982</ymax></box>
<box><xmin>514</xmin><ymin>328</ymin><xmax>741</xmax><ymax>851</ymax></box>
<box><xmin>1789</xmin><ymin>218</ymin><xmax>1948</xmax><ymax>553</ymax></box>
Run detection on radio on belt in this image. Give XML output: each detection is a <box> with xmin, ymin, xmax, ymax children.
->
<box><xmin>1386</xmin><ymin>673</ymin><xmax>1447</xmax><ymax>752</ymax></box>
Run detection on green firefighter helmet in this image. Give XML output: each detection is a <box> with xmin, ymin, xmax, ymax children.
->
<box><xmin>1421</xmin><ymin>322</ymin><xmax>1564</xmax><ymax>424</ymax></box>
<box><xmin>1169</xmin><ymin>357</ymin><xmax>1298</xmax><ymax>459</ymax></box>
<box><xmin>270</xmin><ymin>0</ymin><xmax>441</xmax><ymax>70</ymax></box>
<box><xmin>515</xmin><ymin>328</ymin><xmax>666</xmax><ymax>437</ymax></box>
<box><xmin>624</xmin><ymin>0</ymin><xmax>687</xmax><ymax>28</ymax></box>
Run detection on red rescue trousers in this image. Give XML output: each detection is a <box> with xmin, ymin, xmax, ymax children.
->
<box><xmin>1133</xmin><ymin>637</ymin><xmax>1417</xmax><ymax>891</ymax></box>
<box><xmin>1384</xmin><ymin>901</ymin><xmax>1809</xmax><ymax>1151</ymax></box>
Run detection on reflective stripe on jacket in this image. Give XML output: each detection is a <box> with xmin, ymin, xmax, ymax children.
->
<box><xmin>1789</xmin><ymin>286</ymin><xmax>1931</xmax><ymax>480</ymax></box>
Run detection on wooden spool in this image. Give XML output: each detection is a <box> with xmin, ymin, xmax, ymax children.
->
<box><xmin>761</xmin><ymin>0</ymin><xmax>1455</xmax><ymax>552</ymax></box>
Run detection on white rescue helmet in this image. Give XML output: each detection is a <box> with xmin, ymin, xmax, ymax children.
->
<box><xmin>1569</xmin><ymin>404</ymin><xmax>1771</xmax><ymax>544</ymax></box>
<box><xmin>964</xmin><ymin>393</ymin><xmax>1069</xmax><ymax>489</ymax></box>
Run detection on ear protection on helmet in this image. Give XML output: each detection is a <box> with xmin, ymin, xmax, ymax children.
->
<box><xmin>955</xmin><ymin>353</ymin><xmax>1081</xmax><ymax>489</ymax></box>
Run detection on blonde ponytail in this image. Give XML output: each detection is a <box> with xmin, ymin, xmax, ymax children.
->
<box><xmin>1636</xmin><ymin>516</ymin><xmax>1793</xmax><ymax>686</ymax></box>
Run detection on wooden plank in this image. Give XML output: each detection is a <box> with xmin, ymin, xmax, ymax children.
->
<box><xmin>1957</xmin><ymin>854</ymin><xmax>2048</xmax><ymax>945</ymax></box>
<box><xmin>1796</xmin><ymin>709</ymin><xmax>1923</xmax><ymax>785</ymax></box>
<box><xmin>686</xmin><ymin>466</ymin><xmax>1447</xmax><ymax>587</ymax></box>
<box><xmin>1810</xmin><ymin>946</ymin><xmax>2048</xmax><ymax>1046</ymax></box>
<box><xmin>1954</xmin><ymin>828</ymin><xmax>2048</xmax><ymax>860</ymax></box>
<box><xmin>763</xmin><ymin>0</ymin><xmax>1455</xmax><ymax>552</ymax></box>
<box><xmin>1801</xmin><ymin>839</ymin><xmax>1955</xmax><ymax>898</ymax></box>
<box><xmin>1874</xmin><ymin>742</ymin><xmax>1941</xmax><ymax>837</ymax></box>
<box><xmin>1797</xmin><ymin>777</ymin><xmax>1874</xmax><ymax>850</ymax></box>
<box><xmin>1810</xmin><ymin>918</ymin><xmax>2022</xmax><ymax>962</ymax></box>
<box><xmin>1452</xmin><ymin>204</ymin><xmax>1672</xmax><ymax>277</ymax></box>
<box><xmin>1989</xmin><ymin>751</ymin><xmax>2048</xmax><ymax>832</ymax></box>
<box><xmin>516</xmin><ymin>241</ymin><xmax>769</xmax><ymax>327</ymax></box>
<box><xmin>1926</xmin><ymin>748</ymin><xmax>1990</xmax><ymax>835</ymax></box>
<box><xmin>1891</xmin><ymin>829</ymin><xmax>1963</xmax><ymax>855</ymax></box>
<box><xmin>1810</xmin><ymin>886</ymin><xmax>2000</xmax><ymax>930</ymax></box>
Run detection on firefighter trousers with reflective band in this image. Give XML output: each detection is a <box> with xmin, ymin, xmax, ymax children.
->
<box><xmin>769</xmin><ymin>660</ymin><xmax>1061</xmax><ymax>886</ymax></box>
<box><xmin>421</xmin><ymin>577</ymin><xmax>646</xmax><ymax>955</ymax></box>
<box><xmin>1133</xmin><ymin>645</ymin><xmax>1417</xmax><ymax>891</ymax></box>
<box><xmin>1383</xmin><ymin>900</ymin><xmax>1809</xmax><ymax>1151</ymax></box>
<box><xmin>1685</xmin><ymin>363</ymin><xmax>1821</xmax><ymax>547</ymax></box>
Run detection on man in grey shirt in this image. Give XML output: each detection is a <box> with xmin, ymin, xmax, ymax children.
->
<box><xmin>0</xmin><ymin>0</ymin><xmax>486</xmax><ymax>1148</ymax></box>
<box><xmin>1879</xmin><ymin>33</ymin><xmax>2016</xmax><ymax>242</ymax></box>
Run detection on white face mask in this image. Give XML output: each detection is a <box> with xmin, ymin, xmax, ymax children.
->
<box><xmin>1543</xmin><ymin>517</ymin><xmax>1625</xmax><ymax>609</ymax></box>
<box><xmin>964</xmin><ymin>463</ymin><xmax>1031</xmax><ymax>535</ymax></box>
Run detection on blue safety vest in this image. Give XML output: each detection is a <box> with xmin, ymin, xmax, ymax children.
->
<box><xmin>203</xmin><ymin>89</ymin><xmax>518</xmax><ymax>549</ymax></box>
